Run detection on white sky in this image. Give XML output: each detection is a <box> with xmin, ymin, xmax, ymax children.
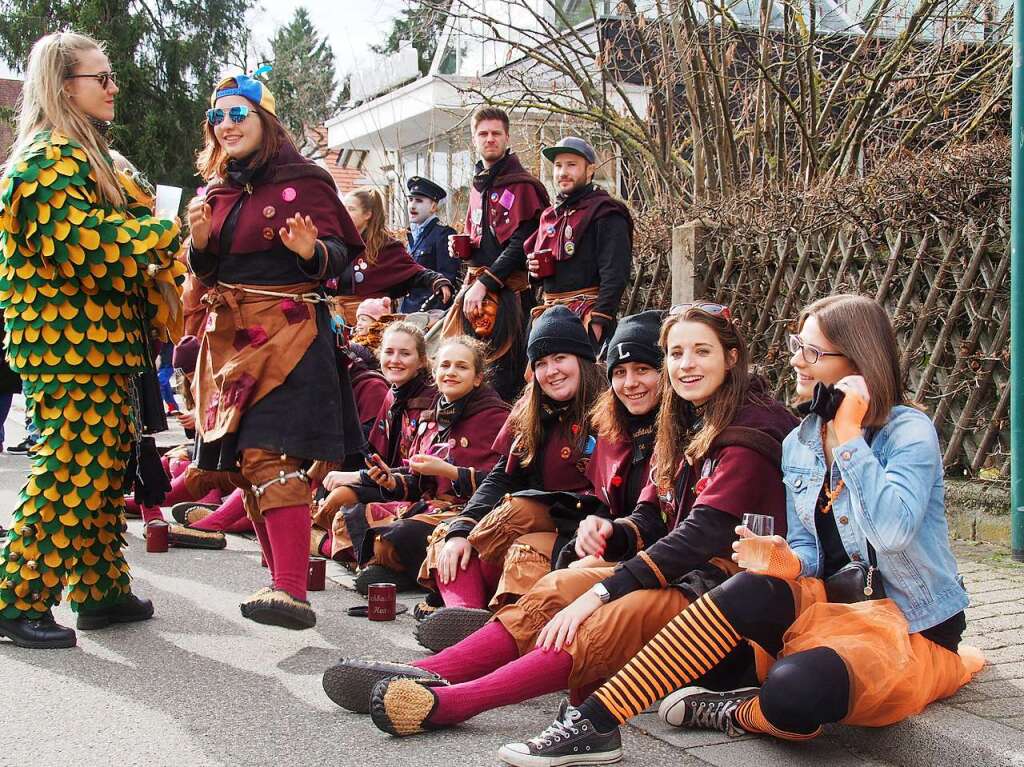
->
<box><xmin>248</xmin><ymin>0</ymin><xmax>408</xmax><ymax>77</ymax></box>
<box><xmin>0</xmin><ymin>1</ymin><xmax>408</xmax><ymax>81</ymax></box>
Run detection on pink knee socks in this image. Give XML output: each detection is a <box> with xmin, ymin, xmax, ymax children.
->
<box><xmin>436</xmin><ymin>555</ymin><xmax>501</xmax><ymax>608</ymax></box>
<box><xmin>192</xmin><ymin>489</ymin><xmax>252</xmax><ymax>533</ymax></box>
<box><xmin>414</xmin><ymin>620</ymin><xmax>520</xmax><ymax>683</ymax></box>
<box><xmin>426</xmin><ymin>645</ymin><xmax>573</xmax><ymax>726</ymax></box>
<box><xmin>262</xmin><ymin>504</ymin><xmax>311</xmax><ymax>601</ymax></box>
<box><xmin>136</xmin><ymin>473</ymin><xmax>222</xmax><ymax>524</ymax></box>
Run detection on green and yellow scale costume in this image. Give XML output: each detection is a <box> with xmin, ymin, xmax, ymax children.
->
<box><xmin>0</xmin><ymin>130</ymin><xmax>182</xmax><ymax>618</ymax></box>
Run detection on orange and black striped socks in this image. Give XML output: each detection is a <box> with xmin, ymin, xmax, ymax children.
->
<box><xmin>735</xmin><ymin>697</ymin><xmax>822</xmax><ymax>740</ymax></box>
<box><xmin>592</xmin><ymin>594</ymin><xmax>742</xmax><ymax>724</ymax></box>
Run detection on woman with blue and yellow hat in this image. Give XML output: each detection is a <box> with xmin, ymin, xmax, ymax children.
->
<box><xmin>186</xmin><ymin>71</ymin><xmax>365</xmax><ymax>630</ymax></box>
<box><xmin>0</xmin><ymin>31</ymin><xmax>182</xmax><ymax>649</ymax></box>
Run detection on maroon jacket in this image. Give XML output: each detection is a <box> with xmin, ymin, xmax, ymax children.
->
<box><xmin>345</xmin><ymin>238</ymin><xmax>447</xmax><ymax>299</ymax></box>
<box><xmin>349</xmin><ymin>359</ymin><xmax>389</xmax><ymax>429</ymax></box>
<box><xmin>446</xmin><ymin>403</ymin><xmax>596</xmax><ymax>539</ymax></box>
<box><xmin>585</xmin><ymin>431</ymin><xmax>653</xmax><ymax>520</ymax></box>
<box><xmin>384</xmin><ymin>385</ymin><xmax>511</xmax><ymax>502</ymax></box>
<box><xmin>601</xmin><ymin>384</ymin><xmax>798</xmax><ymax>600</ymax></box>
<box><xmin>204</xmin><ymin>144</ymin><xmax>364</xmax><ymax>259</ymax></box>
<box><xmin>466</xmin><ymin>152</ymin><xmax>549</xmax><ymax>293</ymax></box>
<box><xmin>367</xmin><ymin>376</ymin><xmax>439</xmax><ymax>466</ymax></box>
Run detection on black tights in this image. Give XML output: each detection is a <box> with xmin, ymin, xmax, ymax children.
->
<box><xmin>711</xmin><ymin>572</ymin><xmax>851</xmax><ymax>734</ymax></box>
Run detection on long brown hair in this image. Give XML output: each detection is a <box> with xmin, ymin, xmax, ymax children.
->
<box><xmin>798</xmin><ymin>294</ymin><xmax>904</xmax><ymax>426</ymax></box>
<box><xmin>5</xmin><ymin>32</ymin><xmax>124</xmax><ymax>208</ymax></box>
<box><xmin>195</xmin><ymin>89</ymin><xmax>294</xmax><ymax>181</ymax></box>
<box><xmin>508</xmin><ymin>357</ymin><xmax>607</xmax><ymax>468</ymax></box>
<box><xmin>590</xmin><ymin>375</ymin><xmax>663</xmax><ymax>443</ymax></box>
<box><xmin>347</xmin><ymin>187</ymin><xmax>395</xmax><ymax>266</ymax></box>
<box><xmin>652</xmin><ymin>309</ymin><xmax>751</xmax><ymax>490</ymax></box>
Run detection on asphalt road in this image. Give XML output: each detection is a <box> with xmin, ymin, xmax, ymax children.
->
<box><xmin>0</xmin><ymin>398</ymin><xmax>699</xmax><ymax>767</ymax></box>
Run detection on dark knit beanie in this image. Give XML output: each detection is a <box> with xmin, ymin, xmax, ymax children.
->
<box><xmin>605</xmin><ymin>310</ymin><xmax>664</xmax><ymax>380</ymax></box>
<box><xmin>527</xmin><ymin>305</ymin><xmax>596</xmax><ymax>365</ymax></box>
<box><xmin>172</xmin><ymin>335</ymin><xmax>200</xmax><ymax>375</ymax></box>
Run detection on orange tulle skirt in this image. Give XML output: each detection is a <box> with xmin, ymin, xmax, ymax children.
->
<box><xmin>752</xmin><ymin>577</ymin><xmax>984</xmax><ymax>727</ymax></box>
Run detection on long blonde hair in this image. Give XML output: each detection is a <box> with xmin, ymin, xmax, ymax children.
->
<box><xmin>3</xmin><ymin>31</ymin><xmax>124</xmax><ymax>208</ymax></box>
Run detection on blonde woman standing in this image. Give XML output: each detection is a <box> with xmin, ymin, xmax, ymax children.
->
<box><xmin>0</xmin><ymin>32</ymin><xmax>181</xmax><ymax>648</ymax></box>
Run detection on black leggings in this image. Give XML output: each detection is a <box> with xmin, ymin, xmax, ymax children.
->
<box><xmin>711</xmin><ymin>573</ymin><xmax>850</xmax><ymax>734</ymax></box>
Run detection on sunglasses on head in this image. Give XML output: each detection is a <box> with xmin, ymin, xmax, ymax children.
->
<box><xmin>206</xmin><ymin>105</ymin><xmax>252</xmax><ymax>126</ymax></box>
<box><xmin>668</xmin><ymin>302</ymin><xmax>732</xmax><ymax>320</ymax></box>
<box><xmin>66</xmin><ymin>71</ymin><xmax>116</xmax><ymax>89</ymax></box>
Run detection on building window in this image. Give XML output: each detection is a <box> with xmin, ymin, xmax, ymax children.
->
<box><xmin>340</xmin><ymin>149</ymin><xmax>367</xmax><ymax>170</ymax></box>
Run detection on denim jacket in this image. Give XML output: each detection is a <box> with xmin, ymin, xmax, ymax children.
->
<box><xmin>782</xmin><ymin>405</ymin><xmax>968</xmax><ymax>634</ymax></box>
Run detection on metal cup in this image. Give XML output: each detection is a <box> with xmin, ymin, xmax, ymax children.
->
<box><xmin>146</xmin><ymin>520</ymin><xmax>169</xmax><ymax>553</ymax></box>
<box><xmin>367</xmin><ymin>582</ymin><xmax>397</xmax><ymax>621</ymax></box>
<box><xmin>449</xmin><ymin>233</ymin><xmax>472</xmax><ymax>260</ymax></box>
<box><xmin>308</xmin><ymin>557</ymin><xmax>327</xmax><ymax>591</ymax></box>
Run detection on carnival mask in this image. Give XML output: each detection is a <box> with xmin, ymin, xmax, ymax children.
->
<box><xmin>470</xmin><ymin>293</ymin><xmax>499</xmax><ymax>338</ymax></box>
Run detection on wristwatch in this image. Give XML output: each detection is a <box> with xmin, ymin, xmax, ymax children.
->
<box><xmin>591</xmin><ymin>582</ymin><xmax>611</xmax><ymax>604</ymax></box>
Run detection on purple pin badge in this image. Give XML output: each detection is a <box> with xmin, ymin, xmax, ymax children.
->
<box><xmin>282</xmin><ymin>187</ymin><xmax>297</xmax><ymax>202</ymax></box>
<box><xmin>499</xmin><ymin>189</ymin><xmax>516</xmax><ymax>209</ymax></box>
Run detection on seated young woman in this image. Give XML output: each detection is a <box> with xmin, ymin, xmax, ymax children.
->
<box><xmin>311</xmin><ymin>321</ymin><xmax>437</xmax><ymax>556</ymax></box>
<box><xmin>328</xmin><ymin>336</ymin><xmax>510</xmax><ymax>594</ymax></box>
<box><xmin>411</xmin><ymin>310</ymin><xmax>664</xmax><ymax>636</ymax></box>
<box><xmin>319</xmin><ymin>305</ymin><xmax>798</xmax><ymax>735</ymax></box>
<box><xmin>499</xmin><ymin>294</ymin><xmax>983</xmax><ymax>767</ymax></box>
<box><xmin>412</xmin><ymin>307</ymin><xmax>607</xmax><ymax>650</ymax></box>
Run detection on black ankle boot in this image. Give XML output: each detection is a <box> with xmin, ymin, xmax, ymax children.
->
<box><xmin>76</xmin><ymin>593</ymin><xmax>154</xmax><ymax>631</ymax></box>
<box><xmin>0</xmin><ymin>610</ymin><xmax>77</xmax><ymax>649</ymax></box>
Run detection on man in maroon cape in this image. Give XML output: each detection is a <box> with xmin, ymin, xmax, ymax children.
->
<box><xmin>525</xmin><ymin>136</ymin><xmax>633</xmax><ymax>354</ymax></box>
<box><xmin>441</xmin><ymin>107</ymin><xmax>548</xmax><ymax>395</ymax></box>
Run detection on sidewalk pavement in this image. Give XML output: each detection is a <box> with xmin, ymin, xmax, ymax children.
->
<box><xmin>326</xmin><ymin>540</ymin><xmax>1024</xmax><ymax>767</ymax></box>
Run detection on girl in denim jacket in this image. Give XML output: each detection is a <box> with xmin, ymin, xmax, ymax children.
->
<box><xmin>499</xmin><ymin>294</ymin><xmax>984</xmax><ymax>767</ymax></box>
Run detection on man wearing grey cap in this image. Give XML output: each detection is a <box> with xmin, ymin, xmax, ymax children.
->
<box><xmin>524</xmin><ymin>136</ymin><xmax>633</xmax><ymax>353</ymax></box>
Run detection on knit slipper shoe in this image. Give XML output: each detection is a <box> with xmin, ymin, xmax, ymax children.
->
<box><xmin>239</xmin><ymin>587</ymin><xmax>274</xmax><ymax>619</ymax></box>
<box><xmin>354</xmin><ymin>565</ymin><xmax>418</xmax><ymax>595</ymax></box>
<box><xmin>413</xmin><ymin>592</ymin><xmax>444</xmax><ymax>621</ymax></box>
<box><xmin>170</xmin><ymin>502</ymin><xmax>219</xmax><ymax>526</ymax></box>
<box><xmin>322</xmin><ymin>658</ymin><xmax>445</xmax><ymax>713</ymax></box>
<box><xmin>241</xmin><ymin>589</ymin><xmax>316</xmax><ymax>630</ymax></box>
<box><xmin>167</xmin><ymin>523</ymin><xmax>226</xmax><ymax>550</ymax></box>
<box><xmin>369</xmin><ymin>677</ymin><xmax>451</xmax><ymax>736</ymax></box>
<box><xmin>415</xmin><ymin>606</ymin><xmax>492</xmax><ymax>652</ymax></box>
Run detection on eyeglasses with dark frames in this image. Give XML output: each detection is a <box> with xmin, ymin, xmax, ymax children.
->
<box><xmin>787</xmin><ymin>334</ymin><xmax>845</xmax><ymax>365</ymax></box>
<box><xmin>65</xmin><ymin>71</ymin><xmax>116</xmax><ymax>89</ymax></box>
<box><xmin>668</xmin><ymin>302</ymin><xmax>732</xmax><ymax>320</ymax></box>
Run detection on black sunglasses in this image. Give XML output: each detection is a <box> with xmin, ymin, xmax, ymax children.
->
<box><xmin>66</xmin><ymin>71</ymin><xmax>116</xmax><ymax>89</ymax></box>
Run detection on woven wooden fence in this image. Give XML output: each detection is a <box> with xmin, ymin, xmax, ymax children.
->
<box><xmin>620</xmin><ymin>141</ymin><xmax>1010</xmax><ymax>478</ymax></box>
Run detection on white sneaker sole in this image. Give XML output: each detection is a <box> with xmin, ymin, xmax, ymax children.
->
<box><xmin>658</xmin><ymin>686</ymin><xmax>759</xmax><ymax>728</ymax></box>
<box><xmin>496</xmin><ymin>744</ymin><xmax>622</xmax><ymax>767</ymax></box>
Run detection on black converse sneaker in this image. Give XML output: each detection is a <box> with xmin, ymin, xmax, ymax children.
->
<box><xmin>658</xmin><ymin>686</ymin><xmax>759</xmax><ymax>737</ymax></box>
<box><xmin>498</xmin><ymin>700</ymin><xmax>622</xmax><ymax>766</ymax></box>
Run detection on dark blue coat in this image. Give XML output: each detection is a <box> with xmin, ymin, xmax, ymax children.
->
<box><xmin>401</xmin><ymin>217</ymin><xmax>460</xmax><ymax>313</ymax></box>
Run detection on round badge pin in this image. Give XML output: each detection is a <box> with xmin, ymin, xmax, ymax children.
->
<box><xmin>354</xmin><ymin>272</ymin><xmax>364</xmax><ymax>283</ymax></box>
<box><xmin>564</xmin><ymin>242</ymin><xmax>575</xmax><ymax>255</ymax></box>
<box><xmin>262</xmin><ymin>227</ymin><xmax>275</xmax><ymax>240</ymax></box>
<box><xmin>560</xmin><ymin>446</ymin><xmax>572</xmax><ymax>460</ymax></box>
<box><xmin>460</xmin><ymin>437</ymin><xmax>469</xmax><ymax>448</ymax></box>
<box><xmin>282</xmin><ymin>187</ymin><xmax>297</xmax><ymax>202</ymax></box>
<box><xmin>490</xmin><ymin>192</ymin><xmax>498</xmax><ymax>201</ymax></box>
<box><xmin>262</xmin><ymin>205</ymin><xmax>276</xmax><ymax>219</ymax></box>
